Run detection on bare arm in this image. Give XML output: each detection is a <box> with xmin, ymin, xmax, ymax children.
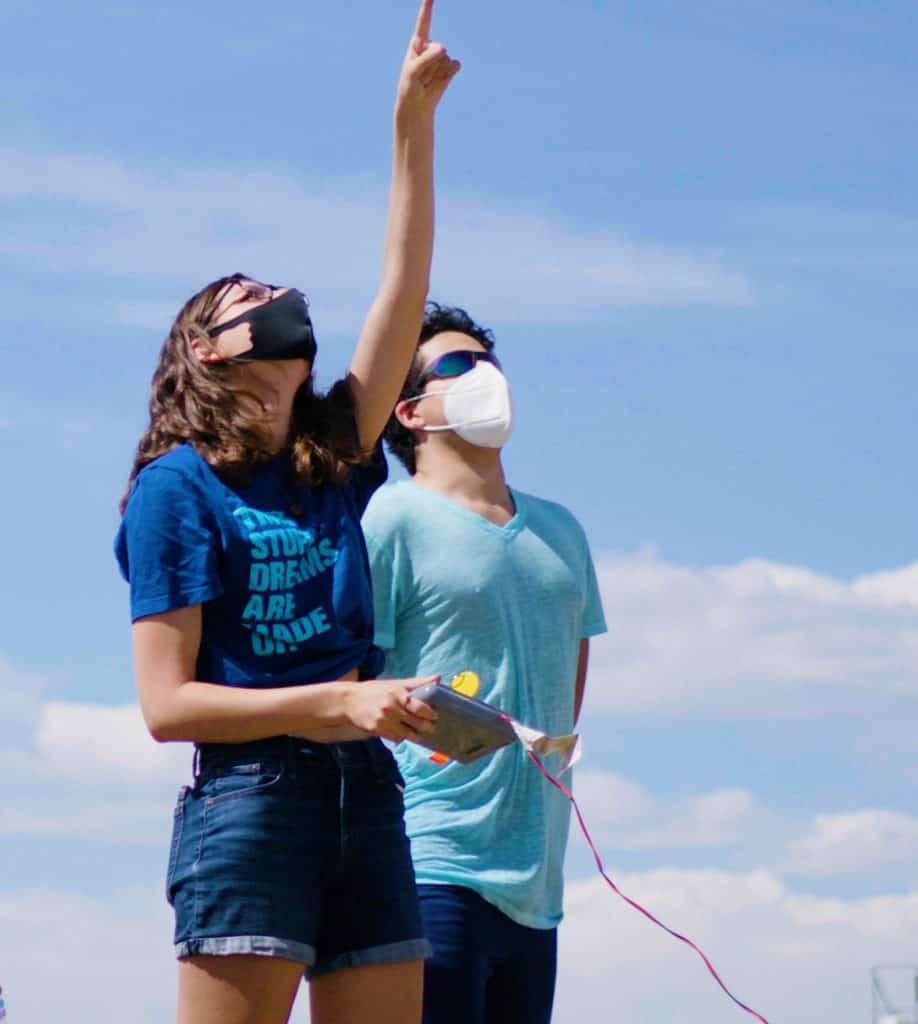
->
<box><xmin>348</xmin><ymin>0</ymin><xmax>460</xmax><ymax>450</ymax></box>
<box><xmin>573</xmin><ymin>638</ymin><xmax>590</xmax><ymax>726</ymax></box>
<box><xmin>132</xmin><ymin>605</ymin><xmax>436</xmax><ymax>744</ymax></box>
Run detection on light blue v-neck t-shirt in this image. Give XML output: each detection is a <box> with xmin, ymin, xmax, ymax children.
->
<box><xmin>362</xmin><ymin>481</ymin><xmax>607</xmax><ymax>929</ymax></box>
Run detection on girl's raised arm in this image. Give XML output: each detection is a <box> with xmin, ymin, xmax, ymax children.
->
<box><xmin>347</xmin><ymin>0</ymin><xmax>460</xmax><ymax>451</ymax></box>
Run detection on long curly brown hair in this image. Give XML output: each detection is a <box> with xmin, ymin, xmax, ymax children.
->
<box><xmin>121</xmin><ymin>274</ymin><xmax>365</xmax><ymax>512</ymax></box>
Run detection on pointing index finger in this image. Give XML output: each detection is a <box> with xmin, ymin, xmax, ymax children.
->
<box><xmin>414</xmin><ymin>0</ymin><xmax>434</xmax><ymax>44</ymax></box>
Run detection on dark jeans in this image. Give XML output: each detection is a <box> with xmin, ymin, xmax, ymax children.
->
<box><xmin>418</xmin><ymin>884</ymin><xmax>557</xmax><ymax>1024</ymax></box>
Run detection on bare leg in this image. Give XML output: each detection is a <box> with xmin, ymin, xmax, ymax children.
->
<box><xmin>177</xmin><ymin>955</ymin><xmax>305</xmax><ymax>1024</ymax></box>
<box><xmin>310</xmin><ymin>959</ymin><xmax>424</xmax><ymax>1024</ymax></box>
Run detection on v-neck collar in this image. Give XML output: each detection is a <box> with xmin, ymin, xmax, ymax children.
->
<box><xmin>406</xmin><ymin>479</ymin><xmax>526</xmax><ymax>541</ymax></box>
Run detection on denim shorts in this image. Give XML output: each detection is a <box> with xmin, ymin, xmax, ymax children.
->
<box><xmin>166</xmin><ymin>735</ymin><xmax>430</xmax><ymax>977</ymax></box>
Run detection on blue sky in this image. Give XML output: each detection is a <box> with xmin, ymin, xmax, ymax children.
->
<box><xmin>2</xmin><ymin>1</ymin><xmax>918</xmax><ymax>1021</ymax></box>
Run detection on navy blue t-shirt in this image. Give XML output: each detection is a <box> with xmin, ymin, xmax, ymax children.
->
<box><xmin>114</xmin><ymin>442</ymin><xmax>387</xmax><ymax>687</ymax></box>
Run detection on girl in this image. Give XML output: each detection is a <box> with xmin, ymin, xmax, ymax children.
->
<box><xmin>115</xmin><ymin>4</ymin><xmax>459</xmax><ymax>1023</ymax></box>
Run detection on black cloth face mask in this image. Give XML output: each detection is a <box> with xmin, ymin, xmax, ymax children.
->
<box><xmin>208</xmin><ymin>288</ymin><xmax>317</xmax><ymax>363</ymax></box>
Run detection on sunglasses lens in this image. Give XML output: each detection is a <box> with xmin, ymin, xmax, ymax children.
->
<box><xmin>415</xmin><ymin>349</ymin><xmax>503</xmax><ymax>391</ymax></box>
<box><xmin>432</xmin><ymin>351</ymin><xmax>476</xmax><ymax>379</ymax></box>
<box><xmin>237</xmin><ymin>280</ymin><xmax>269</xmax><ymax>299</ymax></box>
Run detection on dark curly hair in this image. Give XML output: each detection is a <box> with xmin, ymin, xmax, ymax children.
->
<box><xmin>384</xmin><ymin>302</ymin><xmax>496</xmax><ymax>474</ymax></box>
<box><xmin>120</xmin><ymin>274</ymin><xmax>366</xmax><ymax>512</ymax></box>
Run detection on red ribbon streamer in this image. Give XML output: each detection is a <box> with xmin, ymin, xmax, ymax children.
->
<box><xmin>527</xmin><ymin>749</ymin><xmax>771</xmax><ymax>1024</ymax></box>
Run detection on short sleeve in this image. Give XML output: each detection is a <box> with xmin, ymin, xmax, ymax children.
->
<box><xmin>347</xmin><ymin>442</ymin><xmax>389</xmax><ymax>517</ymax></box>
<box><xmin>581</xmin><ymin>540</ymin><xmax>607</xmax><ymax>639</ymax></box>
<box><xmin>325</xmin><ymin>377</ymin><xmax>389</xmax><ymax>516</ymax></box>
<box><xmin>114</xmin><ymin>467</ymin><xmax>223</xmax><ymax>621</ymax></box>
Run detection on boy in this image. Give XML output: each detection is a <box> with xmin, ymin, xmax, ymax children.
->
<box><xmin>363</xmin><ymin>304</ymin><xmax>607</xmax><ymax>1024</ymax></box>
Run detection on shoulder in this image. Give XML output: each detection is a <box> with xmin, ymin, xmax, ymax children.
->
<box><xmin>127</xmin><ymin>445</ymin><xmax>217</xmax><ymax>512</ymax></box>
<box><xmin>137</xmin><ymin>444</ymin><xmax>210</xmax><ymax>485</ymax></box>
<box><xmin>115</xmin><ymin>447</ymin><xmax>221</xmax><ymax>582</ymax></box>
<box><xmin>344</xmin><ymin>443</ymin><xmax>389</xmax><ymax>514</ymax></box>
<box><xmin>362</xmin><ymin>481</ymin><xmax>423</xmax><ymax>536</ymax></box>
<box><xmin>515</xmin><ymin>490</ymin><xmax>595</xmax><ymax>564</ymax></box>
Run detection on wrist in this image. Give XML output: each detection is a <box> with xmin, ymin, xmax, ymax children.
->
<box><xmin>292</xmin><ymin>681</ymin><xmax>353</xmax><ymax>732</ymax></box>
<box><xmin>393</xmin><ymin>103</ymin><xmax>435</xmax><ymax>137</ymax></box>
<box><xmin>336</xmin><ymin>681</ymin><xmax>360</xmax><ymax>727</ymax></box>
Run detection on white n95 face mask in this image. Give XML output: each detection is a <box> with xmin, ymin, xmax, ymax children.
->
<box><xmin>409</xmin><ymin>361</ymin><xmax>514</xmax><ymax>449</ymax></box>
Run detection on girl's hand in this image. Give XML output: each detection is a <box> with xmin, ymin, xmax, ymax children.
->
<box><xmin>343</xmin><ymin>676</ymin><xmax>440</xmax><ymax>743</ymax></box>
<box><xmin>396</xmin><ymin>0</ymin><xmax>461</xmax><ymax>121</ymax></box>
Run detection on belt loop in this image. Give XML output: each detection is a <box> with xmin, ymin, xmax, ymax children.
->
<box><xmin>192</xmin><ymin>745</ymin><xmax>201</xmax><ymax>779</ymax></box>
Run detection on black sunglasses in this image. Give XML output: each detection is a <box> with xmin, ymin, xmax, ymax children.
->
<box><xmin>414</xmin><ymin>350</ymin><xmax>502</xmax><ymax>391</ymax></box>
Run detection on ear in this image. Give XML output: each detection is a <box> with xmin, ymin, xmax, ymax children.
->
<box><xmin>394</xmin><ymin>397</ymin><xmax>427</xmax><ymax>432</ymax></box>
<box><xmin>189</xmin><ymin>332</ymin><xmax>224</xmax><ymax>364</ymax></box>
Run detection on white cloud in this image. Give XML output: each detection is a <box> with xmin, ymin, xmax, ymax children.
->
<box><xmin>34</xmin><ymin>702</ymin><xmax>188</xmax><ymax>786</ymax></box>
<box><xmin>571</xmin><ymin>769</ymin><xmax>918</xmax><ymax>883</ymax></box>
<box><xmin>0</xmin><ymin>683</ymin><xmax>189</xmax><ymax>841</ymax></box>
<box><xmin>0</xmin><ymin>656</ymin><xmax>47</xmax><ymax>746</ymax></box>
<box><xmin>573</xmin><ymin>769</ymin><xmax>781</xmax><ymax>853</ymax></box>
<box><xmin>432</xmin><ymin>204</ymin><xmax>754</xmax><ymax>314</ymax></box>
<box><xmin>854</xmin><ymin>564</ymin><xmax>918</xmax><ymax>609</ymax></box>
<box><xmin>0</xmin><ymin>148</ymin><xmax>754</xmax><ymax>329</ymax></box>
<box><xmin>0</xmin><ymin>669</ymin><xmax>913</xmax><ymax>885</ymax></box>
<box><xmin>7</xmin><ymin>700</ymin><xmax>915</xmax><ymax>885</ymax></box>
<box><xmin>784</xmin><ymin>810</ymin><xmax>918</xmax><ymax>879</ymax></box>
<box><xmin>0</xmin><ymin>669</ymin><xmax>913</xmax><ymax>1022</ymax></box>
<box><xmin>0</xmin><ymin>886</ymin><xmax>316</xmax><ymax>1023</ymax></box>
<box><xmin>4</xmin><ymin>871</ymin><xmax>912</xmax><ymax>1024</ymax></box>
<box><xmin>587</xmin><ymin>551</ymin><xmax>918</xmax><ymax>716</ymax></box>
<box><xmin>557</xmin><ymin>869</ymin><xmax>918</xmax><ymax>1024</ymax></box>
<box><xmin>0</xmin><ymin>887</ymin><xmax>176</xmax><ymax>1024</ymax></box>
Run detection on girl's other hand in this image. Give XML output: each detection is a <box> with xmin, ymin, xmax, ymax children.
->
<box><xmin>343</xmin><ymin>675</ymin><xmax>440</xmax><ymax>743</ymax></box>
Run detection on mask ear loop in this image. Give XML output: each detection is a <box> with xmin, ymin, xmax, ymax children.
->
<box><xmin>401</xmin><ymin>387</ymin><xmax>450</xmax><ymax>430</ymax></box>
<box><xmin>207</xmin><ymin>284</ymin><xmax>298</xmax><ymax>338</ymax></box>
<box><xmin>402</xmin><ymin>391</ymin><xmax>506</xmax><ymax>434</ymax></box>
<box><xmin>188</xmin><ymin>322</ymin><xmax>227</xmax><ymax>365</ymax></box>
<box><xmin>403</xmin><ymin>378</ymin><xmax>511</xmax><ymax>433</ymax></box>
<box><xmin>402</xmin><ymin>390</ymin><xmax>446</xmax><ymax>404</ymax></box>
<box><xmin>203</xmin><ymin>273</ymin><xmax>246</xmax><ymax>332</ymax></box>
<box><xmin>209</xmin><ymin>298</ymin><xmax>268</xmax><ymax>338</ymax></box>
<box><xmin>402</xmin><ymin>378</ymin><xmax>505</xmax><ymax>405</ymax></box>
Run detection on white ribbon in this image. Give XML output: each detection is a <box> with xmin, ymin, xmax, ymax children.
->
<box><xmin>508</xmin><ymin>719</ymin><xmax>582</xmax><ymax>774</ymax></box>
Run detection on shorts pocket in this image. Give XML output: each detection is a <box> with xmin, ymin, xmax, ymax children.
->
<box><xmin>201</xmin><ymin>760</ymin><xmax>286</xmax><ymax>808</ymax></box>
<box><xmin>387</xmin><ymin>748</ymin><xmax>407</xmax><ymax>789</ymax></box>
<box><xmin>166</xmin><ymin>785</ymin><xmax>189</xmax><ymax>905</ymax></box>
<box><xmin>374</xmin><ymin>745</ymin><xmax>407</xmax><ymax>794</ymax></box>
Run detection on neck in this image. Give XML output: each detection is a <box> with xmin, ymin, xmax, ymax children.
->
<box><xmin>413</xmin><ymin>443</ymin><xmax>510</xmax><ymax>509</ymax></box>
<box><xmin>245</xmin><ymin>378</ymin><xmax>299</xmax><ymax>454</ymax></box>
<box><xmin>258</xmin><ymin>396</ymin><xmax>294</xmax><ymax>452</ymax></box>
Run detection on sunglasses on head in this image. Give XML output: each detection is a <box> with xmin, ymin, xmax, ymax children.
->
<box><xmin>205</xmin><ymin>273</ymin><xmax>278</xmax><ymax>334</ymax></box>
<box><xmin>414</xmin><ymin>350</ymin><xmax>502</xmax><ymax>391</ymax></box>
